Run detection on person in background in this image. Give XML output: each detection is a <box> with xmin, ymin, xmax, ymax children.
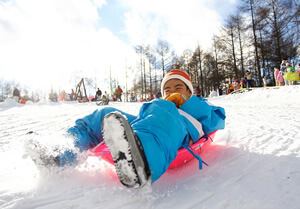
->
<box><xmin>274</xmin><ymin>67</ymin><xmax>280</xmax><ymax>86</ymax></box>
<box><xmin>130</xmin><ymin>93</ymin><xmax>137</xmax><ymax>102</ymax></box>
<box><xmin>13</xmin><ymin>87</ymin><xmax>20</xmax><ymax>103</ymax></box>
<box><xmin>101</xmin><ymin>92</ymin><xmax>109</xmax><ymax>105</ymax></box>
<box><xmin>19</xmin><ymin>97</ymin><xmax>26</xmax><ymax>104</ymax></box>
<box><xmin>285</xmin><ymin>63</ymin><xmax>296</xmax><ymax>85</ymax></box>
<box><xmin>246</xmin><ymin>71</ymin><xmax>253</xmax><ymax>88</ymax></box>
<box><xmin>240</xmin><ymin>78</ymin><xmax>244</xmax><ymax>88</ymax></box>
<box><xmin>280</xmin><ymin>59</ymin><xmax>288</xmax><ymax>85</ymax></box>
<box><xmin>104</xmin><ymin>91</ymin><xmax>109</xmax><ymax>99</ymax></box>
<box><xmin>277</xmin><ymin>70</ymin><xmax>285</xmax><ymax>86</ymax></box>
<box><xmin>116</xmin><ymin>86</ymin><xmax>123</xmax><ymax>102</ymax></box>
<box><xmin>150</xmin><ymin>93</ymin><xmax>154</xmax><ymax>101</ymax></box>
<box><xmin>229</xmin><ymin>82</ymin><xmax>234</xmax><ymax>93</ymax></box>
<box><xmin>286</xmin><ymin>63</ymin><xmax>295</xmax><ymax>73</ymax></box>
<box><xmin>60</xmin><ymin>90</ymin><xmax>66</xmax><ymax>101</ymax></box>
<box><xmin>218</xmin><ymin>88</ymin><xmax>223</xmax><ymax>96</ymax></box>
<box><xmin>95</xmin><ymin>88</ymin><xmax>102</xmax><ymax>101</ymax></box>
<box><xmin>280</xmin><ymin>58</ymin><xmax>288</xmax><ymax>73</ymax></box>
<box><xmin>156</xmin><ymin>91</ymin><xmax>162</xmax><ymax>99</ymax></box>
<box><xmin>261</xmin><ymin>68</ymin><xmax>267</xmax><ymax>87</ymax></box>
<box><xmin>232</xmin><ymin>78</ymin><xmax>240</xmax><ymax>91</ymax></box>
<box><xmin>298</xmin><ymin>63</ymin><xmax>300</xmax><ymax>78</ymax></box>
<box><xmin>70</xmin><ymin>89</ymin><xmax>75</xmax><ymax>100</ymax></box>
<box><xmin>241</xmin><ymin>76</ymin><xmax>247</xmax><ymax>88</ymax></box>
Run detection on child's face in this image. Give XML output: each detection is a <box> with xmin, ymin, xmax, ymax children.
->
<box><xmin>163</xmin><ymin>79</ymin><xmax>192</xmax><ymax>98</ymax></box>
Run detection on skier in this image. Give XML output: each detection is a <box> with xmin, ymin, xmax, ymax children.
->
<box><xmin>31</xmin><ymin>70</ymin><xmax>226</xmax><ymax>188</ymax></box>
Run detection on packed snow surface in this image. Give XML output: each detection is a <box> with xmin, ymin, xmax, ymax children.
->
<box><xmin>1</xmin><ymin>86</ymin><xmax>300</xmax><ymax>209</ymax></box>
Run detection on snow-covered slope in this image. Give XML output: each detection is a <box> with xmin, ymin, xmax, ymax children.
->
<box><xmin>1</xmin><ymin>86</ymin><xmax>300</xmax><ymax>209</ymax></box>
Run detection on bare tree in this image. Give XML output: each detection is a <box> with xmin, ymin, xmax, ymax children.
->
<box><xmin>4</xmin><ymin>81</ymin><xmax>13</xmax><ymax>98</ymax></box>
<box><xmin>135</xmin><ymin>45</ymin><xmax>146</xmax><ymax>99</ymax></box>
<box><xmin>266</xmin><ymin>0</ymin><xmax>298</xmax><ymax>65</ymax></box>
<box><xmin>239</xmin><ymin>0</ymin><xmax>263</xmax><ymax>86</ymax></box>
<box><xmin>232</xmin><ymin>12</ymin><xmax>248</xmax><ymax>76</ymax></box>
<box><xmin>180</xmin><ymin>49</ymin><xmax>193</xmax><ymax>75</ymax></box>
<box><xmin>190</xmin><ymin>45</ymin><xmax>205</xmax><ymax>96</ymax></box>
<box><xmin>211</xmin><ymin>35</ymin><xmax>226</xmax><ymax>88</ymax></box>
<box><xmin>223</xmin><ymin>15</ymin><xmax>239</xmax><ymax>79</ymax></box>
<box><xmin>145</xmin><ymin>45</ymin><xmax>156</xmax><ymax>95</ymax></box>
<box><xmin>156</xmin><ymin>39</ymin><xmax>174</xmax><ymax>76</ymax></box>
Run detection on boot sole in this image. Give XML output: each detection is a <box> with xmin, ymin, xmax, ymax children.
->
<box><xmin>102</xmin><ymin>112</ymin><xmax>148</xmax><ymax>188</ymax></box>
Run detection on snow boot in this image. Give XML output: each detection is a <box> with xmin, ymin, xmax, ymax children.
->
<box><xmin>26</xmin><ymin>142</ymin><xmax>61</xmax><ymax>167</ymax></box>
<box><xmin>25</xmin><ymin>131</ymin><xmax>61</xmax><ymax>167</ymax></box>
<box><xmin>102</xmin><ymin>112</ymin><xmax>151</xmax><ymax>188</ymax></box>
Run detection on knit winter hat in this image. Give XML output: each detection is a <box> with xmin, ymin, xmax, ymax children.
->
<box><xmin>161</xmin><ymin>69</ymin><xmax>193</xmax><ymax>98</ymax></box>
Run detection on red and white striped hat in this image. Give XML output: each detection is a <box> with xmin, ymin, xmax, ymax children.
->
<box><xmin>161</xmin><ymin>69</ymin><xmax>193</xmax><ymax>98</ymax></box>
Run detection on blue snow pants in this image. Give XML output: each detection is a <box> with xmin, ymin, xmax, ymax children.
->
<box><xmin>59</xmin><ymin>107</ymin><xmax>137</xmax><ymax>166</ymax></box>
<box><xmin>60</xmin><ymin>100</ymin><xmax>191</xmax><ymax>183</ymax></box>
<box><xmin>59</xmin><ymin>96</ymin><xmax>226</xmax><ymax>182</ymax></box>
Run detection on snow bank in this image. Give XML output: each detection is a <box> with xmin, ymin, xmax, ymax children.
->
<box><xmin>212</xmin><ymin>86</ymin><xmax>299</xmax><ymax>105</ymax></box>
<box><xmin>0</xmin><ymin>98</ymin><xmax>23</xmax><ymax>110</ymax></box>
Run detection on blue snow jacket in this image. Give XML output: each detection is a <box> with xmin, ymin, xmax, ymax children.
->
<box><xmin>61</xmin><ymin>96</ymin><xmax>225</xmax><ymax>183</ymax></box>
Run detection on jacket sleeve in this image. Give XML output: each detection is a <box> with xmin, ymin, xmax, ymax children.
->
<box><xmin>180</xmin><ymin>96</ymin><xmax>226</xmax><ymax>135</ymax></box>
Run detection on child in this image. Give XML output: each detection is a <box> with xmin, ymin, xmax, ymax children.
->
<box><xmin>232</xmin><ymin>78</ymin><xmax>239</xmax><ymax>91</ymax></box>
<box><xmin>277</xmin><ymin>70</ymin><xmax>285</xmax><ymax>86</ymax></box>
<box><xmin>35</xmin><ymin>70</ymin><xmax>226</xmax><ymax>188</ymax></box>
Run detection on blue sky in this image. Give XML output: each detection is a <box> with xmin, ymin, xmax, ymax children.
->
<box><xmin>0</xmin><ymin>0</ymin><xmax>237</xmax><ymax>93</ymax></box>
<box><xmin>96</xmin><ymin>0</ymin><xmax>129</xmax><ymax>43</ymax></box>
<box><xmin>96</xmin><ymin>0</ymin><xmax>237</xmax><ymax>46</ymax></box>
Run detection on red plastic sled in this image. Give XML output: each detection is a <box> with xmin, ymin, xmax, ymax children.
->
<box><xmin>88</xmin><ymin>131</ymin><xmax>216</xmax><ymax>169</ymax></box>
